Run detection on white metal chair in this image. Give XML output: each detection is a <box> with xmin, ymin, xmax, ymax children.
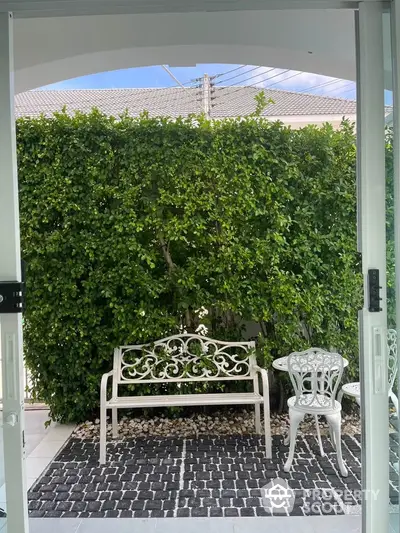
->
<box><xmin>284</xmin><ymin>348</ymin><xmax>348</xmax><ymax>477</ymax></box>
<box><xmin>338</xmin><ymin>329</ymin><xmax>398</xmax><ymax>417</ymax></box>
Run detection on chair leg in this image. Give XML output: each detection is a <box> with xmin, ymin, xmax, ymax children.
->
<box><xmin>326</xmin><ymin>413</ymin><xmax>348</xmax><ymax>477</ymax></box>
<box><xmin>255</xmin><ymin>403</ymin><xmax>261</xmax><ymax>434</ymax></box>
<box><xmin>328</xmin><ymin>423</ymin><xmax>336</xmax><ymax>450</ymax></box>
<box><xmin>315</xmin><ymin>414</ymin><xmax>325</xmax><ymax>457</ymax></box>
<box><xmin>390</xmin><ymin>391</ymin><xmax>399</xmax><ymax>419</ymax></box>
<box><xmin>284</xmin><ymin>410</ymin><xmax>304</xmax><ymax>473</ymax></box>
<box><xmin>337</xmin><ymin>388</ymin><xmax>344</xmax><ymax>405</ymax></box>
<box><xmin>99</xmin><ymin>406</ymin><xmax>107</xmax><ymax>465</ymax></box>
<box><xmin>112</xmin><ymin>408</ymin><xmax>118</xmax><ymax>438</ymax></box>
<box><xmin>284</xmin><ymin>429</ymin><xmax>290</xmax><ymax>447</ymax></box>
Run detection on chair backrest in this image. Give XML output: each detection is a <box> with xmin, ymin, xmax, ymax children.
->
<box><xmin>387</xmin><ymin>329</ymin><xmax>398</xmax><ymax>392</ymax></box>
<box><xmin>287</xmin><ymin>348</ymin><xmax>344</xmax><ymax>410</ymax></box>
<box><xmin>113</xmin><ymin>334</ymin><xmax>256</xmax><ymax>384</ymax></box>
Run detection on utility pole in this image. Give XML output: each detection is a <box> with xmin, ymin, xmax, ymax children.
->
<box><xmin>202</xmin><ymin>73</ymin><xmax>212</xmax><ymax>117</ymax></box>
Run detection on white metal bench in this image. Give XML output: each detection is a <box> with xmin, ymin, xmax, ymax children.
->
<box><xmin>99</xmin><ymin>334</ymin><xmax>271</xmax><ymax>463</ymax></box>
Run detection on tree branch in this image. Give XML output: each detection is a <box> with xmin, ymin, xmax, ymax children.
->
<box><xmin>158</xmin><ymin>233</ymin><xmax>176</xmax><ymax>272</ymax></box>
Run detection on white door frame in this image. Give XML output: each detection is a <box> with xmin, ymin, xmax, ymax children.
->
<box><xmin>356</xmin><ymin>3</ymin><xmax>389</xmax><ymax>533</ymax></box>
<box><xmin>0</xmin><ymin>3</ymin><xmax>394</xmax><ymax>533</ymax></box>
<box><xmin>0</xmin><ymin>11</ymin><xmax>29</xmax><ymax>533</ymax></box>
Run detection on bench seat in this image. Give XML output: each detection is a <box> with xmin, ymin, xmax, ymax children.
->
<box><xmin>107</xmin><ymin>392</ymin><xmax>263</xmax><ymax>409</ymax></box>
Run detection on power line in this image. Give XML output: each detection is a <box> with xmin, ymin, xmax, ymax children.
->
<box><xmin>214</xmin><ymin>65</ymin><xmax>246</xmax><ymax>80</ymax></box>
<box><xmin>297</xmin><ymin>78</ymin><xmax>347</xmax><ymax>94</ymax></box>
<box><xmin>236</xmin><ymin>68</ymin><xmax>291</xmax><ymax>88</ymax></box>
<box><xmin>339</xmin><ymin>86</ymin><xmax>357</xmax><ymax>95</ymax></box>
<box><xmin>264</xmin><ymin>71</ymin><xmax>303</xmax><ymax>89</ymax></box>
<box><xmin>320</xmin><ymin>82</ymin><xmax>355</xmax><ymax>96</ymax></box>
<box><xmin>212</xmin><ymin>69</ymin><xmax>292</xmax><ymax>104</ymax></box>
<box><xmin>178</xmin><ymin>76</ymin><xmax>202</xmax><ymax>87</ymax></box>
<box><xmin>213</xmin><ymin>70</ymin><xmax>345</xmax><ymax>113</ymax></box>
<box><xmin>213</xmin><ymin>66</ymin><xmax>266</xmax><ymax>87</ymax></box>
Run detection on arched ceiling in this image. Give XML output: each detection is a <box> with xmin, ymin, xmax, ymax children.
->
<box><xmin>9</xmin><ymin>6</ymin><xmax>392</xmax><ymax>94</ymax></box>
<box><xmin>13</xmin><ymin>9</ymin><xmax>360</xmax><ymax>93</ymax></box>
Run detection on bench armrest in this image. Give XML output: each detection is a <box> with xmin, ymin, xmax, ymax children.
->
<box><xmin>100</xmin><ymin>370</ymin><xmax>114</xmax><ymax>403</ymax></box>
<box><xmin>253</xmin><ymin>365</ymin><xmax>270</xmax><ymax>395</ymax></box>
<box><xmin>254</xmin><ymin>365</ymin><xmax>268</xmax><ymax>377</ymax></box>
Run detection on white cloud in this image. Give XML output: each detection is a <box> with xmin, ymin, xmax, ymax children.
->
<box><xmin>239</xmin><ymin>66</ymin><xmax>356</xmax><ymax>99</ymax></box>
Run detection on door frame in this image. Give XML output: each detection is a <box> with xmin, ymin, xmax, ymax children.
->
<box><xmin>0</xmin><ymin>11</ymin><xmax>29</xmax><ymax>533</ymax></box>
<box><xmin>0</xmin><ymin>3</ymin><xmax>395</xmax><ymax>533</ymax></box>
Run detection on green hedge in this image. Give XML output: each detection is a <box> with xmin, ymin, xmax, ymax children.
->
<box><xmin>17</xmin><ymin>110</ymin><xmax>361</xmax><ymax>422</ymax></box>
<box><xmin>386</xmin><ymin>127</ymin><xmax>396</xmax><ymax>329</ymax></box>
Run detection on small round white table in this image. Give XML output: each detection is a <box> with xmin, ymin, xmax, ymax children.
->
<box><xmin>272</xmin><ymin>355</ymin><xmax>349</xmax><ymax>372</ymax></box>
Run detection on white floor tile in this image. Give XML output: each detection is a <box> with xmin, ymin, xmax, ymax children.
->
<box><xmin>389</xmin><ymin>513</ymin><xmax>400</xmax><ymax>533</ymax></box>
<box><xmin>0</xmin><ymin>485</ymin><xmax>6</xmax><ymax>504</ymax></box>
<box><xmin>26</xmin><ymin>457</ymin><xmax>52</xmax><ymax>480</ymax></box>
<box><xmin>27</xmin><ymin>440</ymin><xmax>64</xmax><ymax>459</ymax></box>
<box><xmin>25</xmin><ymin>434</ymin><xmax>47</xmax><ymax>456</ymax></box>
<box><xmin>24</xmin><ymin>517</ymin><xmax>360</xmax><ymax>533</ymax></box>
<box><xmin>42</xmin><ymin>424</ymin><xmax>75</xmax><ymax>442</ymax></box>
<box><xmin>27</xmin><ymin>477</ymin><xmax>37</xmax><ymax>490</ymax></box>
<box><xmin>30</xmin><ymin>518</ymin><xmax>81</xmax><ymax>533</ymax></box>
<box><xmin>155</xmin><ymin>518</ymin><xmax>233</xmax><ymax>533</ymax></box>
<box><xmin>78</xmin><ymin>519</ymin><xmax>157</xmax><ymax>533</ymax></box>
<box><xmin>229</xmin><ymin>516</ymin><xmax>361</xmax><ymax>533</ymax></box>
<box><xmin>24</xmin><ymin>410</ymin><xmax>51</xmax><ymax>435</ymax></box>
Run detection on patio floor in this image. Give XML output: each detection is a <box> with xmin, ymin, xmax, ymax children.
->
<box><xmin>28</xmin><ymin>433</ymin><xmax>365</xmax><ymax>518</ymax></box>
<box><xmin>28</xmin><ymin>515</ymin><xmax>363</xmax><ymax>533</ymax></box>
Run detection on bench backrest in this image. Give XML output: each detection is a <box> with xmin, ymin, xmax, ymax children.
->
<box><xmin>113</xmin><ymin>334</ymin><xmax>256</xmax><ymax>384</ymax></box>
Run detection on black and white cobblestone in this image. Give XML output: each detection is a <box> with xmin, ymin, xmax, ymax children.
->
<box><xmin>29</xmin><ymin>433</ymin><xmax>393</xmax><ymax>518</ymax></box>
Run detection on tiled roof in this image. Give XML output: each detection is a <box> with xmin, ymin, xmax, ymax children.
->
<box><xmin>15</xmin><ymin>86</ymin><xmax>358</xmax><ymax>119</ymax></box>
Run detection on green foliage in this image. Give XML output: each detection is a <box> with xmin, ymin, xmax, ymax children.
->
<box><xmin>260</xmin><ymin>121</ymin><xmax>362</xmax><ymax>382</ymax></box>
<box><xmin>385</xmin><ymin>127</ymin><xmax>396</xmax><ymax>329</ymax></box>
<box><xmin>252</xmin><ymin>91</ymin><xmax>274</xmax><ymax>117</ymax></box>
<box><xmin>17</xmin><ymin>110</ymin><xmax>362</xmax><ymax>422</ymax></box>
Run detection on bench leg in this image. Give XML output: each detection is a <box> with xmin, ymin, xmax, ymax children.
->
<box><xmin>255</xmin><ymin>404</ymin><xmax>261</xmax><ymax>434</ymax></box>
<box><xmin>112</xmin><ymin>408</ymin><xmax>118</xmax><ymax>438</ymax></box>
<box><xmin>263</xmin><ymin>400</ymin><xmax>272</xmax><ymax>459</ymax></box>
<box><xmin>259</xmin><ymin>371</ymin><xmax>272</xmax><ymax>459</ymax></box>
<box><xmin>99</xmin><ymin>406</ymin><xmax>107</xmax><ymax>464</ymax></box>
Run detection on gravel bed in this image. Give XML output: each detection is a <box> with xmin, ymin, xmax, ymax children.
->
<box><xmin>73</xmin><ymin>409</ymin><xmax>361</xmax><ymax>440</ymax></box>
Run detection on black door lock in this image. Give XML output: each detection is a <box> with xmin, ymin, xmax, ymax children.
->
<box><xmin>0</xmin><ymin>260</ymin><xmax>26</xmax><ymax>314</ymax></box>
<box><xmin>368</xmin><ymin>268</ymin><xmax>382</xmax><ymax>312</ymax></box>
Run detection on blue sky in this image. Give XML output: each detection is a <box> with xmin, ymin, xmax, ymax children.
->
<box><xmin>42</xmin><ymin>64</ymin><xmax>359</xmax><ymax>100</ymax></box>
<box><xmin>42</xmin><ymin>63</ymin><xmax>394</xmax><ymax>104</ymax></box>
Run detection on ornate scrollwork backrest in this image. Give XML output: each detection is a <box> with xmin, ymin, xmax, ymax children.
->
<box><xmin>287</xmin><ymin>348</ymin><xmax>344</xmax><ymax>410</ymax></box>
<box><xmin>387</xmin><ymin>329</ymin><xmax>398</xmax><ymax>392</ymax></box>
<box><xmin>117</xmin><ymin>334</ymin><xmax>256</xmax><ymax>383</ymax></box>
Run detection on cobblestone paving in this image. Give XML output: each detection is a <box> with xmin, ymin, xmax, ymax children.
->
<box><xmin>28</xmin><ymin>434</ymin><xmax>366</xmax><ymax>518</ymax></box>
